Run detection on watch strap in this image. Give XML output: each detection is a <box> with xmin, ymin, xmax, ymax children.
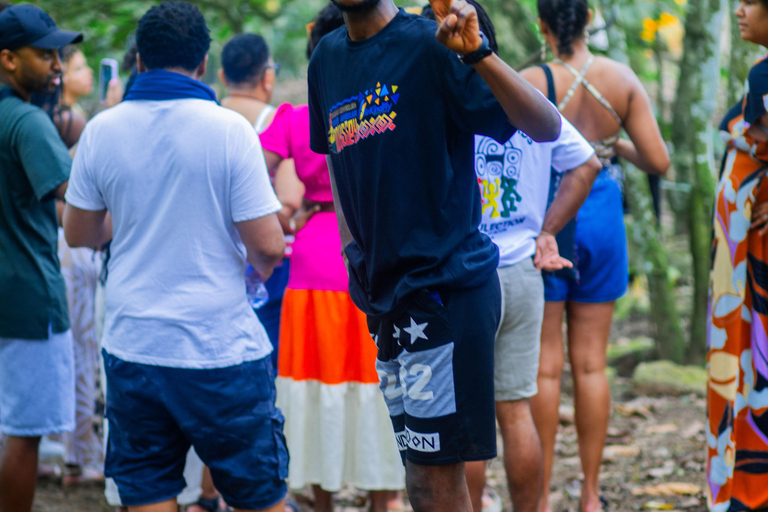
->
<box><xmin>459</xmin><ymin>32</ymin><xmax>493</xmax><ymax>65</ymax></box>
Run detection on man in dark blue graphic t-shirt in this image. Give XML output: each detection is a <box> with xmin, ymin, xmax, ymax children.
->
<box><xmin>308</xmin><ymin>0</ymin><xmax>560</xmax><ymax>509</ymax></box>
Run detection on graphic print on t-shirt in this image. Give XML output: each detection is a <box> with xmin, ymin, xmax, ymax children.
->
<box><xmin>475</xmin><ymin>135</ymin><xmax>530</xmax><ymax>219</ymax></box>
<box><xmin>327</xmin><ymin>82</ymin><xmax>399</xmax><ymax>154</ymax></box>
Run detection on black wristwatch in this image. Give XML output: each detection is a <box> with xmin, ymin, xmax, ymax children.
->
<box><xmin>459</xmin><ymin>32</ymin><xmax>493</xmax><ymax>65</ymax></box>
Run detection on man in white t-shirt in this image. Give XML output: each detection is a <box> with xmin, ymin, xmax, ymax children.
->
<box><xmin>62</xmin><ymin>3</ymin><xmax>287</xmax><ymax>512</ymax></box>
<box><xmin>467</xmin><ymin>116</ymin><xmax>601</xmax><ymax>512</ymax></box>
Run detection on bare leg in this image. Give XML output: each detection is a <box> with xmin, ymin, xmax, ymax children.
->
<box><xmin>187</xmin><ymin>466</ymin><xmax>220</xmax><ymax>512</ymax></box>
<box><xmin>128</xmin><ymin>498</ymin><xmax>177</xmax><ymax>512</ymax></box>
<box><xmin>0</xmin><ymin>435</ymin><xmax>40</xmax><ymax>512</ymax></box>
<box><xmin>566</xmin><ymin>302</ymin><xmax>613</xmax><ymax>512</ymax></box>
<box><xmin>464</xmin><ymin>461</ymin><xmax>486</xmax><ymax>512</ymax></box>
<box><xmin>368</xmin><ymin>490</ymin><xmax>390</xmax><ymax>512</ymax></box>
<box><xmin>530</xmin><ymin>301</ymin><xmax>565</xmax><ymax>512</ymax></box>
<box><xmin>497</xmin><ymin>399</ymin><xmax>542</xmax><ymax>512</ymax></box>
<box><xmin>386</xmin><ymin>491</ymin><xmax>405</xmax><ymax>511</ymax></box>
<box><xmin>406</xmin><ymin>461</ymin><xmax>472</xmax><ymax>512</ymax></box>
<box><xmin>312</xmin><ymin>485</ymin><xmax>333</xmax><ymax>512</ymax></box>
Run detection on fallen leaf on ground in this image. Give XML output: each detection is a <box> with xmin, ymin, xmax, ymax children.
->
<box><xmin>632</xmin><ymin>482</ymin><xmax>701</xmax><ymax>496</ymax></box>
<box><xmin>616</xmin><ymin>402</ymin><xmax>653</xmax><ymax>418</ymax></box>
<box><xmin>645</xmin><ymin>424</ymin><xmax>679</xmax><ymax>435</ymax></box>
<box><xmin>603</xmin><ymin>444</ymin><xmax>641</xmax><ymax>460</ymax></box>
<box><xmin>643</xmin><ymin>501</ymin><xmax>676</xmax><ymax>510</ymax></box>
<box><xmin>679</xmin><ymin>496</ymin><xmax>701</xmax><ymax>508</ymax></box>
<box><xmin>681</xmin><ymin>421</ymin><xmax>704</xmax><ymax>439</ymax></box>
<box><xmin>648</xmin><ymin>466</ymin><xmax>675</xmax><ymax>479</ymax></box>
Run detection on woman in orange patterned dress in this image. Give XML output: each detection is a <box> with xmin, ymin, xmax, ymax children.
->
<box><xmin>708</xmin><ymin>2</ymin><xmax>768</xmax><ymax>511</ymax></box>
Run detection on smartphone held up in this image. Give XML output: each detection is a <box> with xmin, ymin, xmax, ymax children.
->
<box><xmin>99</xmin><ymin>58</ymin><xmax>118</xmax><ymax>103</ymax></box>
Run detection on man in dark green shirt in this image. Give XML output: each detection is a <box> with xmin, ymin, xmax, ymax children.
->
<box><xmin>0</xmin><ymin>5</ymin><xmax>82</xmax><ymax>512</ymax></box>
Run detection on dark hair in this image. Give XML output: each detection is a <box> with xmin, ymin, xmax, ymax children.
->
<box><xmin>222</xmin><ymin>34</ymin><xmax>270</xmax><ymax>86</ymax></box>
<box><xmin>136</xmin><ymin>1</ymin><xmax>211</xmax><ymax>72</ymax></box>
<box><xmin>61</xmin><ymin>45</ymin><xmax>81</xmax><ymax>64</ymax></box>
<box><xmin>421</xmin><ymin>0</ymin><xmax>497</xmax><ymax>54</ymax></box>
<box><xmin>307</xmin><ymin>4</ymin><xmax>345</xmax><ymax>59</ymax></box>
<box><xmin>121</xmin><ymin>43</ymin><xmax>138</xmax><ymax>72</ymax></box>
<box><xmin>537</xmin><ymin>0</ymin><xmax>588</xmax><ymax>56</ymax></box>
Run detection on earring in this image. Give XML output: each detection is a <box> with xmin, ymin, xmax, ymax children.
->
<box><xmin>540</xmin><ymin>40</ymin><xmax>547</xmax><ymax>61</ymax></box>
<box><xmin>584</xmin><ymin>29</ymin><xmax>590</xmax><ymax>47</ymax></box>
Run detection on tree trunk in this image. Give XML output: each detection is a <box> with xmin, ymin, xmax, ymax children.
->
<box><xmin>598</xmin><ymin>0</ymin><xmax>686</xmax><ymax>361</ymax></box>
<box><xmin>484</xmin><ymin>0</ymin><xmax>541</xmax><ymax>68</ymax></box>
<box><xmin>624</xmin><ymin>166</ymin><xmax>686</xmax><ymax>362</ymax></box>
<box><xmin>668</xmin><ymin>0</ymin><xmax>723</xmax><ymax>363</ymax></box>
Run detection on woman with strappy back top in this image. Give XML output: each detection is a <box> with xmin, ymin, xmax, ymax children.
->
<box><xmin>520</xmin><ymin>1</ymin><xmax>669</xmax><ymax>511</ymax></box>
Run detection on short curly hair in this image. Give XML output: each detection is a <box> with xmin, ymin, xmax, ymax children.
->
<box><xmin>136</xmin><ymin>1</ymin><xmax>211</xmax><ymax>72</ymax></box>
<box><xmin>222</xmin><ymin>34</ymin><xmax>270</xmax><ymax>87</ymax></box>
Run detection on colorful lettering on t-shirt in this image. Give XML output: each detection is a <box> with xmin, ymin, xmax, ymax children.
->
<box><xmin>327</xmin><ymin>82</ymin><xmax>399</xmax><ymax>154</ymax></box>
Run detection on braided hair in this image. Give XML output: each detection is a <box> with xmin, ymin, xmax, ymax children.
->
<box><xmin>421</xmin><ymin>0</ymin><xmax>498</xmax><ymax>53</ymax></box>
<box><xmin>537</xmin><ymin>0</ymin><xmax>589</xmax><ymax>57</ymax></box>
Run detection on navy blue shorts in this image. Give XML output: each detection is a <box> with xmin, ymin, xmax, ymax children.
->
<box><xmin>367</xmin><ymin>275</ymin><xmax>501</xmax><ymax>466</ymax></box>
<box><xmin>103</xmin><ymin>351</ymin><xmax>288</xmax><ymax>509</ymax></box>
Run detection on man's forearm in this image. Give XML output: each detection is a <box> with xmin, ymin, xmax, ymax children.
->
<box><xmin>473</xmin><ymin>54</ymin><xmax>561</xmax><ymax>143</ymax></box>
<box><xmin>542</xmin><ymin>157</ymin><xmax>601</xmax><ymax>235</ymax></box>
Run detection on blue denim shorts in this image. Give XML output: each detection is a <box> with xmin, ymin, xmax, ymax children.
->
<box><xmin>543</xmin><ymin>171</ymin><xmax>629</xmax><ymax>303</ymax></box>
<box><xmin>103</xmin><ymin>351</ymin><xmax>288</xmax><ymax>509</ymax></box>
<box><xmin>0</xmin><ymin>328</ymin><xmax>75</xmax><ymax>436</ymax></box>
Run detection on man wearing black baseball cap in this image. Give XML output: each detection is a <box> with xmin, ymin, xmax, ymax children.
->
<box><xmin>0</xmin><ymin>5</ymin><xmax>82</xmax><ymax>512</ymax></box>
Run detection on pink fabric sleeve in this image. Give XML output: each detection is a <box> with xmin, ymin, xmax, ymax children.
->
<box><xmin>259</xmin><ymin>102</ymin><xmax>293</xmax><ymax>160</ymax></box>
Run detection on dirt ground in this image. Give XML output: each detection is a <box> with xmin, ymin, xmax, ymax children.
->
<box><xmin>32</xmin><ymin>312</ymin><xmax>708</xmax><ymax>512</ymax></box>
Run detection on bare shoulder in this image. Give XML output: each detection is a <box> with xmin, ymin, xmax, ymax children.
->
<box><xmin>520</xmin><ymin>65</ymin><xmax>548</xmax><ymax>94</ymax></box>
<box><xmin>593</xmin><ymin>56</ymin><xmax>642</xmax><ymax>89</ymax></box>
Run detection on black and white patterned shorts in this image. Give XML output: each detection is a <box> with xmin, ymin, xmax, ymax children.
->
<box><xmin>367</xmin><ymin>274</ymin><xmax>501</xmax><ymax>466</ymax></box>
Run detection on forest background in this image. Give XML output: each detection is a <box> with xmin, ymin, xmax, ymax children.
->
<box><xmin>25</xmin><ymin>0</ymin><xmax>759</xmax><ymax>368</ymax></box>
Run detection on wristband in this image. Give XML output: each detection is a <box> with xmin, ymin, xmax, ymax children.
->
<box><xmin>289</xmin><ymin>218</ymin><xmax>297</xmax><ymax>234</ymax></box>
<box><xmin>540</xmin><ymin>230</ymin><xmax>555</xmax><ymax>238</ymax></box>
<box><xmin>459</xmin><ymin>32</ymin><xmax>493</xmax><ymax>65</ymax></box>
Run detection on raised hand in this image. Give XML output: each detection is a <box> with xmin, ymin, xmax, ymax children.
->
<box><xmin>428</xmin><ymin>0</ymin><xmax>482</xmax><ymax>56</ymax></box>
<box><xmin>533</xmin><ymin>232</ymin><xmax>574</xmax><ymax>272</ymax></box>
